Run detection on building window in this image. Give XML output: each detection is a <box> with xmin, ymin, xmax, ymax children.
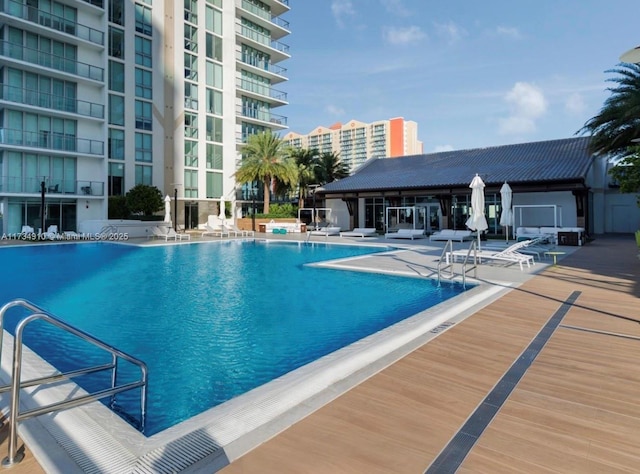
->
<box><xmin>135</xmin><ymin>36</ymin><xmax>152</xmax><ymax>67</ymax></box>
<box><xmin>185</xmin><ymin>140</ymin><xmax>198</xmax><ymax>167</ymax></box>
<box><xmin>135</xmin><ymin>100</ymin><xmax>152</xmax><ymax>130</ymax></box>
<box><xmin>108</xmin><ymin>128</ymin><xmax>124</xmax><ymax>159</ymax></box>
<box><xmin>109</xmin><ymin>60</ymin><xmax>125</xmax><ymax>92</ymax></box>
<box><xmin>184</xmin><ymin>24</ymin><xmax>198</xmax><ymax>52</ymax></box>
<box><xmin>108</xmin><ymin>94</ymin><xmax>124</xmax><ymax>126</ymax></box>
<box><xmin>206</xmin><ymin>171</ymin><xmax>222</xmax><ymax>198</ymax></box>
<box><xmin>135</xmin><ymin>4</ymin><xmax>152</xmax><ymax>36</ymax></box>
<box><xmin>109</xmin><ymin>0</ymin><xmax>124</xmax><ymax>25</ymax></box>
<box><xmin>108</xmin><ymin>161</ymin><xmax>124</xmax><ymax>196</ymax></box>
<box><xmin>206</xmin><ymin>33</ymin><xmax>222</xmax><ymax>61</ymax></box>
<box><xmin>184</xmin><ymin>53</ymin><xmax>198</xmax><ymax>80</ymax></box>
<box><xmin>206</xmin><ymin>88</ymin><xmax>222</xmax><ymax>115</ymax></box>
<box><xmin>135</xmin><ymin>164</ymin><xmax>152</xmax><ymax>185</ymax></box>
<box><xmin>205</xmin><ymin>5</ymin><xmax>222</xmax><ymax>34</ymax></box>
<box><xmin>135</xmin><ymin>68</ymin><xmax>152</xmax><ymax>99</ymax></box>
<box><xmin>185</xmin><ymin>82</ymin><xmax>198</xmax><ymax>110</ymax></box>
<box><xmin>184</xmin><ymin>112</ymin><xmax>198</xmax><ymax>138</ymax></box>
<box><xmin>205</xmin><ymin>61</ymin><xmax>222</xmax><ymax>88</ymax></box>
<box><xmin>135</xmin><ymin>132</ymin><xmax>152</xmax><ymax>162</ymax></box>
<box><xmin>206</xmin><ymin>116</ymin><xmax>222</xmax><ymax>143</ymax></box>
<box><xmin>109</xmin><ymin>27</ymin><xmax>124</xmax><ymax>58</ymax></box>
<box><xmin>184</xmin><ymin>0</ymin><xmax>198</xmax><ymax>25</ymax></box>
<box><xmin>184</xmin><ymin>169</ymin><xmax>198</xmax><ymax>198</ymax></box>
<box><xmin>206</xmin><ymin>143</ymin><xmax>222</xmax><ymax>170</ymax></box>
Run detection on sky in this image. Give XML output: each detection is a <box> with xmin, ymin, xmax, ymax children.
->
<box><xmin>282</xmin><ymin>0</ymin><xmax>640</xmax><ymax>153</ymax></box>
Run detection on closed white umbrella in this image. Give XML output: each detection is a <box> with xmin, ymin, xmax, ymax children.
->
<box><xmin>164</xmin><ymin>195</ymin><xmax>171</xmax><ymax>223</ymax></box>
<box><xmin>465</xmin><ymin>174</ymin><xmax>489</xmax><ymax>250</ymax></box>
<box><xmin>219</xmin><ymin>198</ymin><xmax>226</xmax><ymax>222</ymax></box>
<box><xmin>499</xmin><ymin>182</ymin><xmax>513</xmax><ymax>241</ymax></box>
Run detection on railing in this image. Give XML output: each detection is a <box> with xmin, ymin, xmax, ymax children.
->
<box><xmin>0</xmin><ymin>299</ymin><xmax>148</xmax><ymax>467</ymax></box>
<box><xmin>236</xmin><ymin>24</ymin><xmax>290</xmax><ymax>54</ymax></box>
<box><xmin>0</xmin><ymin>177</ymin><xmax>105</xmax><ymax>196</ymax></box>
<box><xmin>238</xmin><ymin>52</ymin><xmax>287</xmax><ymax>76</ymax></box>
<box><xmin>0</xmin><ymin>128</ymin><xmax>104</xmax><ymax>155</ymax></box>
<box><xmin>239</xmin><ymin>0</ymin><xmax>290</xmax><ymax>30</ymax></box>
<box><xmin>1</xmin><ymin>0</ymin><xmax>105</xmax><ymax>45</ymax></box>
<box><xmin>0</xmin><ymin>41</ymin><xmax>104</xmax><ymax>82</ymax></box>
<box><xmin>0</xmin><ymin>84</ymin><xmax>105</xmax><ymax>119</ymax></box>
<box><xmin>437</xmin><ymin>239</ymin><xmax>477</xmax><ymax>289</ymax></box>
<box><xmin>237</xmin><ymin>104</ymin><xmax>287</xmax><ymax>126</ymax></box>
<box><xmin>237</xmin><ymin>77</ymin><xmax>287</xmax><ymax>102</ymax></box>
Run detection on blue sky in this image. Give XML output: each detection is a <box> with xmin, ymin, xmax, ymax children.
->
<box><xmin>282</xmin><ymin>1</ymin><xmax>640</xmax><ymax>153</ymax></box>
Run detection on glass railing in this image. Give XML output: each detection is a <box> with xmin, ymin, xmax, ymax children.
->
<box><xmin>238</xmin><ymin>52</ymin><xmax>287</xmax><ymax>76</ymax></box>
<box><xmin>237</xmin><ymin>105</ymin><xmax>287</xmax><ymax>125</ymax></box>
<box><xmin>1</xmin><ymin>0</ymin><xmax>104</xmax><ymax>45</ymax></box>
<box><xmin>237</xmin><ymin>77</ymin><xmax>287</xmax><ymax>101</ymax></box>
<box><xmin>0</xmin><ymin>176</ymin><xmax>104</xmax><ymax>196</ymax></box>
<box><xmin>0</xmin><ymin>41</ymin><xmax>104</xmax><ymax>82</ymax></box>
<box><xmin>240</xmin><ymin>0</ymin><xmax>290</xmax><ymax>30</ymax></box>
<box><xmin>0</xmin><ymin>85</ymin><xmax>104</xmax><ymax>119</ymax></box>
<box><xmin>237</xmin><ymin>25</ymin><xmax>290</xmax><ymax>54</ymax></box>
<box><xmin>0</xmin><ymin>128</ymin><xmax>104</xmax><ymax>155</ymax></box>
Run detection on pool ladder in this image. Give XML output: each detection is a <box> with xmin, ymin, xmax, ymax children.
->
<box><xmin>0</xmin><ymin>299</ymin><xmax>148</xmax><ymax>468</ymax></box>
<box><xmin>437</xmin><ymin>239</ymin><xmax>477</xmax><ymax>289</ymax></box>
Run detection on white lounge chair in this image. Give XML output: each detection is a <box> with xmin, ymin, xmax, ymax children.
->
<box><xmin>201</xmin><ymin>224</ymin><xmax>229</xmax><ymax>238</ymax></box>
<box><xmin>151</xmin><ymin>226</ymin><xmax>178</xmax><ymax>241</ymax></box>
<box><xmin>221</xmin><ymin>224</ymin><xmax>241</xmax><ymax>237</ymax></box>
<box><xmin>340</xmin><ymin>228</ymin><xmax>378</xmax><ymax>238</ymax></box>
<box><xmin>446</xmin><ymin>240</ymin><xmax>535</xmax><ymax>271</ymax></box>
<box><xmin>429</xmin><ymin>229</ymin><xmax>474</xmax><ymax>242</ymax></box>
<box><xmin>42</xmin><ymin>225</ymin><xmax>60</xmax><ymax>240</ymax></box>
<box><xmin>384</xmin><ymin>229</ymin><xmax>426</xmax><ymax>240</ymax></box>
<box><xmin>171</xmin><ymin>228</ymin><xmax>191</xmax><ymax>241</ymax></box>
<box><xmin>21</xmin><ymin>225</ymin><xmax>35</xmax><ymax>234</ymax></box>
<box><xmin>308</xmin><ymin>226</ymin><xmax>341</xmax><ymax>238</ymax></box>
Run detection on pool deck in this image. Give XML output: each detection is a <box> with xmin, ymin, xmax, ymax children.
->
<box><xmin>1</xmin><ymin>233</ymin><xmax>639</xmax><ymax>473</ymax></box>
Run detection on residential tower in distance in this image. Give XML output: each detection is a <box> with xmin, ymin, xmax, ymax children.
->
<box><xmin>283</xmin><ymin>117</ymin><xmax>423</xmax><ymax>172</ymax></box>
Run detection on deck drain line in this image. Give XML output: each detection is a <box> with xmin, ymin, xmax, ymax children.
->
<box><xmin>425</xmin><ymin>290</ymin><xmax>581</xmax><ymax>474</ymax></box>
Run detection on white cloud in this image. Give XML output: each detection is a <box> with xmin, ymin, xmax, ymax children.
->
<box><xmin>383</xmin><ymin>26</ymin><xmax>426</xmax><ymax>46</ymax></box>
<box><xmin>499</xmin><ymin>82</ymin><xmax>548</xmax><ymax>135</ymax></box>
<box><xmin>331</xmin><ymin>0</ymin><xmax>356</xmax><ymax>28</ymax></box>
<box><xmin>326</xmin><ymin>104</ymin><xmax>345</xmax><ymax>116</ymax></box>
<box><xmin>564</xmin><ymin>92</ymin><xmax>586</xmax><ymax>116</ymax></box>
<box><xmin>433</xmin><ymin>144</ymin><xmax>455</xmax><ymax>153</ymax></box>
<box><xmin>495</xmin><ymin>26</ymin><xmax>522</xmax><ymax>39</ymax></box>
<box><xmin>434</xmin><ymin>21</ymin><xmax>465</xmax><ymax>44</ymax></box>
<box><xmin>380</xmin><ymin>0</ymin><xmax>411</xmax><ymax>17</ymax></box>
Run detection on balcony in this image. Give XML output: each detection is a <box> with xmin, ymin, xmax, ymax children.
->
<box><xmin>237</xmin><ymin>77</ymin><xmax>287</xmax><ymax>105</ymax></box>
<box><xmin>236</xmin><ymin>24</ymin><xmax>290</xmax><ymax>63</ymax></box>
<box><xmin>238</xmin><ymin>0</ymin><xmax>289</xmax><ymax>39</ymax></box>
<box><xmin>0</xmin><ymin>41</ymin><xmax>104</xmax><ymax>82</ymax></box>
<box><xmin>1</xmin><ymin>0</ymin><xmax>104</xmax><ymax>46</ymax></box>
<box><xmin>237</xmin><ymin>104</ymin><xmax>287</xmax><ymax>127</ymax></box>
<box><xmin>0</xmin><ymin>85</ymin><xmax>104</xmax><ymax>119</ymax></box>
<box><xmin>0</xmin><ymin>128</ymin><xmax>104</xmax><ymax>156</ymax></box>
<box><xmin>0</xmin><ymin>176</ymin><xmax>104</xmax><ymax>196</ymax></box>
<box><xmin>237</xmin><ymin>52</ymin><xmax>287</xmax><ymax>81</ymax></box>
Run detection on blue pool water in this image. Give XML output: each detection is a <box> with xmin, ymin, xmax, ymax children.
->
<box><xmin>0</xmin><ymin>241</ymin><xmax>468</xmax><ymax>435</ymax></box>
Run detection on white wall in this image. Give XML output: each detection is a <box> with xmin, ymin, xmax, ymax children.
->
<box><xmin>511</xmin><ymin>191</ymin><xmax>577</xmax><ymax>227</ymax></box>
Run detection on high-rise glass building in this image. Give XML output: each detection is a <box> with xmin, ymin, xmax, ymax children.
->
<box><xmin>0</xmin><ymin>0</ymin><xmax>290</xmax><ymax>233</ymax></box>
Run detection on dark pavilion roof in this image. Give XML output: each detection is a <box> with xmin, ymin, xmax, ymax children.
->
<box><xmin>321</xmin><ymin>136</ymin><xmax>594</xmax><ymax>194</ymax></box>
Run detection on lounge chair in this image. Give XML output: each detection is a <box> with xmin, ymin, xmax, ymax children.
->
<box><xmin>221</xmin><ymin>224</ymin><xmax>241</xmax><ymax>237</ymax></box>
<box><xmin>308</xmin><ymin>226</ymin><xmax>341</xmax><ymax>238</ymax></box>
<box><xmin>229</xmin><ymin>223</ymin><xmax>254</xmax><ymax>237</ymax></box>
<box><xmin>21</xmin><ymin>225</ymin><xmax>35</xmax><ymax>234</ymax></box>
<box><xmin>42</xmin><ymin>225</ymin><xmax>60</xmax><ymax>240</ymax></box>
<box><xmin>151</xmin><ymin>226</ymin><xmax>178</xmax><ymax>241</ymax></box>
<box><xmin>201</xmin><ymin>224</ymin><xmax>229</xmax><ymax>238</ymax></box>
<box><xmin>384</xmin><ymin>229</ymin><xmax>426</xmax><ymax>240</ymax></box>
<box><xmin>171</xmin><ymin>228</ymin><xmax>191</xmax><ymax>241</ymax></box>
<box><xmin>429</xmin><ymin>229</ymin><xmax>474</xmax><ymax>242</ymax></box>
<box><xmin>446</xmin><ymin>240</ymin><xmax>535</xmax><ymax>271</ymax></box>
<box><xmin>340</xmin><ymin>228</ymin><xmax>378</xmax><ymax>238</ymax></box>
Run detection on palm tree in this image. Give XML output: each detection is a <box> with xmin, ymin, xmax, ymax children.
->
<box><xmin>291</xmin><ymin>148</ymin><xmax>320</xmax><ymax>208</ymax></box>
<box><xmin>579</xmin><ymin>63</ymin><xmax>640</xmax><ymax>155</ymax></box>
<box><xmin>316</xmin><ymin>152</ymin><xmax>350</xmax><ymax>184</ymax></box>
<box><xmin>235</xmin><ymin>131</ymin><xmax>298</xmax><ymax>214</ymax></box>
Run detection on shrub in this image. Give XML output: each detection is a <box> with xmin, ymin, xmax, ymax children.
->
<box><xmin>257</xmin><ymin>203</ymin><xmax>297</xmax><ymax>218</ymax></box>
<box><xmin>126</xmin><ymin>185</ymin><xmax>163</xmax><ymax>216</ymax></box>
<box><xmin>108</xmin><ymin>196</ymin><xmax>129</xmax><ymax>219</ymax></box>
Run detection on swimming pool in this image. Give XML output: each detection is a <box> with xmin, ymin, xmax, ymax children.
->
<box><xmin>0</xmin><ymin>240</ymin><xmax>469</xmax><ymax>437</ymax></box>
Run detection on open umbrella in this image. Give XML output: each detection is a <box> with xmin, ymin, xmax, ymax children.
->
<box><xmin>465</xmin><ymin>174</ymin><xmax>488</xmax><ymax>250</ymax></box>
<box><xmin>164</xmin><ymin>195</ymin><xmax>171</xmax><ymax>223</ymax></box>
<box><xmin>499</xmin><ymin>182</ymin><xmax>513</xmax><ymax>241</ymax></box>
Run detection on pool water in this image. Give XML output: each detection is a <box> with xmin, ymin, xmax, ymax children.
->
<box><xmin>0</xmin><ymin>241</ymin><xmax>468</xmax><ymax>435</ymax></box>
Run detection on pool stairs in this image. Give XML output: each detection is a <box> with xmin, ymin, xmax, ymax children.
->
<box><xmin>0</xmin><ymin>299</ymin><xmax>148</xmax><ymax>468</ymax></box>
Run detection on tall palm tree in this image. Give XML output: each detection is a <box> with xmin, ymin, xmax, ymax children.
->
<box><xmin>579</xmin><ymin>63</ymin><xmax>640</xmax><ymax>155</ymax></box>
<box><xmin>235</xmin><ymin>131</ymin><xmax>298</xmax><ymax>214</ymax></box>
<box><xmin>291</xmin><ymin>148</ymin><xmax>320</xmax><ymax>208</ymax></box>
<box><xmin>316</xmin><ymin>152</ymin><xmax>350</xmax><ymax>184</ymax></box>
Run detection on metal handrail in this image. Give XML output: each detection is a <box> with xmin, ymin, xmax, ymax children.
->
<box><xmin>0</xmin><ymin>299</ymin><xmax>148</xmax><ymax>467</ymax></box>
<box><xmin>437</xmin><ymin>239</ymin><xmax>455</xmax><ymax>286</ymax></box>
<box><xmin>437</xmin><ymin>239</ymin><xmax>477</xmax><ymax>288</ymax></box>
